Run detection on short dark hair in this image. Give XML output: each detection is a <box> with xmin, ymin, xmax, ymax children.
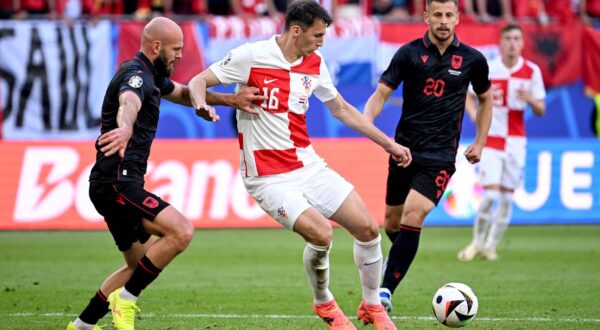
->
<box><xmin>284</xmin><ymin>0</ymin><xmax>332</xmax><ymax>32</ymax></box>
<box><xmin>426</xmin><ymin>0</ymin><xmax>458</xmax><ymax>7</ymax></box>
<box><xmin>500</xmin><ymin>22</ymin><xmax>523</xmax><ymax>35</ymax></box>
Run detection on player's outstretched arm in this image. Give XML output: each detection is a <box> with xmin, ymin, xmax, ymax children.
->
<box><xmin>98</xmin><ymin>91</ymin><xmax>141</xmax><ymax>158</ymax></box>
<box><xmin>165</xmin><ymin>80</ymin><xmax>262</xmax><ymax>115</ymax></box>
<box><xmin>188</xmin><ymin>69</ymin><xmax>221</xmax><ymax>122</ymax></box>
<box><xmin>464</xmin><ymin>88</ymin><xmax>492</xmax><ymax>164</ymax></box>
<box><xmin>363</xmin><ymin>83</ymin><xmax>393</xmax><ymax>123</ymax></box>
<box><xmin>206</xmin><ymin>86</ymin><xmax>263</xmax><ymax>114</ymax></box>
<box><xmin>325</xmin><ymin>94</ymin><xmax>412</xmax><ymax>167</ymax></box>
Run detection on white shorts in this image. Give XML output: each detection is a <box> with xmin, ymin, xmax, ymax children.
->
<box><xmin>243</xmin><ymin>161</ymin><xmax>354</xmax><ymax>229</ymax></box>
<box><xmin>479</xmin><ymin>147</ymin><xmax>525</xmax><ymax>190</ymax></box>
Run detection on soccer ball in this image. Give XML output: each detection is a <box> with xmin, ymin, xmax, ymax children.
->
<box><xmin>432</xmin><ymin>282</ymin><xmax>478</xmax><ymax>328</ymax></box>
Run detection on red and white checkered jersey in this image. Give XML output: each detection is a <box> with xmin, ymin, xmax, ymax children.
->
<box><xmin>486</xmin><ymin>56</ymin><xmax>545</xmax><ymax>154</ymax></box>
<box><xmin>209</xmin><ymin>36</ymin><xmax>338</xmax><ymax>177</ymax></box>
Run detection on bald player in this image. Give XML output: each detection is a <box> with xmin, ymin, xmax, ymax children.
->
<box><xmin>67</xmin><ymin>17</ymin><xmax>262</xmax><ymax>330</ymax></box>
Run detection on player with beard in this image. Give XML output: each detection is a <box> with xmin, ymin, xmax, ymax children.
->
<box><xmin>362</xmin><ymin>0</ymin><xmax>493</xmax><ymax>313</ymax></box>
<box><xmin>67</xmin><ymin>17</ymin><xmax>262</xmax><ymax>330</ymax></box>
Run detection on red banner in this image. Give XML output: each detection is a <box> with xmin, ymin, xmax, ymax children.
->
<box><xmin>379</xmin><ymin>22</ymin><xmax>583</xmax><ymax>88</ymax></box>
<box><xmin>0</xmin><ymin>139</ymin><xmax>388</xmax><ymax>230</ymax></box>
<box><xmin>117</xmin><ymin>21</ymin><xmax>205</xmax><ymax>83</ymax></box>
<box><xmin>380</xmin><ymin>22</ymin><xmax>502</xmax><ymax>45</ymax></box>
<box><xmin>521</xmin><ymin>23</ymin><xmax>583</xmax><ymax>88</ymax></box>
<box><xmin>583</xmin><ymin>27</ymin><xmax>600</xmax><ymax>94</ymax></box>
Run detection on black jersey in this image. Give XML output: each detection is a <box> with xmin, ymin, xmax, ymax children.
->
<box><xmin>89</xmin><ymin>52</ymin><xmax>175</xmax><ymax>183</ymax></box>
<box><xmin>380</xmin><ymin>32</ymin><xmax>491</xmax><ymax>163</ymax></box>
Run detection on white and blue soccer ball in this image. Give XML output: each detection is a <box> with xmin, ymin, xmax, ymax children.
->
<box><xmin>432</xmin><ymin>282</ymin><xmax>478</xmax><ymax>328</ymax></box>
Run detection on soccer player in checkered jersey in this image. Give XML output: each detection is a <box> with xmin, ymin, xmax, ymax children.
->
<box><xmin>363</xmin><ymin>0</ymin><xmax>493</xmax><ymax>313</ymax></box>
<box><xmin>189</xmin><ymin>1</ymin><xmax>411</xmax><ymax>329</ymax></box>
<box><xmin>458</xmin><ymin>23</ymin><xmax>546</xmax><ymax>261</ymax></box>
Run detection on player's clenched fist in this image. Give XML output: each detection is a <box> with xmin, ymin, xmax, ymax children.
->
<box><xmin>388</xmin><ymin>142</ymin><xmax>412</xmax><ymax>167</ymax></box>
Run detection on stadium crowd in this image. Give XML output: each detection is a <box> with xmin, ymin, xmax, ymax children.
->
<box><xmin>0</xmin><ymin>0</ymin><xmax>599</xmax><ymax>25</ymax></box>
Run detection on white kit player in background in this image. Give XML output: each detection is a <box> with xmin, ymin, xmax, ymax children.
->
<box><xmin>458</xmin><ymin>23</ymin><xmax>546</xmax><ymax>261</ymax></box>
<box><xmin>188</xmin><ymin>1</ymin><xmax>410</xmax><ymax>329</ymax></box>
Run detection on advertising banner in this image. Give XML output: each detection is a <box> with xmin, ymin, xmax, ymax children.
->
<box><xmin>0</xmin><ymin>139</ymin><xmax>389</xmax><ymax>230</ymax></box>
<box><xmin>1</xmin><ymin>139</ymin><xmax>598</xmax><ymax>230</ymax></box>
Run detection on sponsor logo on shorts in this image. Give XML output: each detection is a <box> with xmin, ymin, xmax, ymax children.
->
<box><xmin>143</xmin><ymin>197</ymin><xmax>159</xmax><ymax>209</ymax></box>
<box><xmin>435</xmin><ymin>170</ymin><xmax>451</xmax><ymax>199</ymax></box>
<box><xmin>277</xmin><ymin>206</ymin><xmax>288</xmax><ymax>221</ymax></box>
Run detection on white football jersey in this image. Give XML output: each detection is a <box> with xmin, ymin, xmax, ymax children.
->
<box><xmin>209</xmin><ymin>36</ymin><xmax>338</xmax><ymax>177</ymax></box>
<box><xmin>486</xmin><ymin>56</ymin><xmax>545</xmax><ymax>155</ymax></box>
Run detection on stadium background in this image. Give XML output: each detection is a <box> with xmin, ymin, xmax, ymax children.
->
<box><xmin>1</xmin><ymin>16</ymin><xmax>600</xmax><ymax>230</ymax></box>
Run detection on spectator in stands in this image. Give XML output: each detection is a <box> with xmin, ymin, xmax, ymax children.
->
<box><xmin>412</xmin><ymin>0</ymin><xmax>478</xmax><ymax>22</ymax></box>
<box><xmin>204</xmin><ymin>0</ymin><xmax>280</xmax><ymax>17</ymax></box>
<box><xmin>0</xmin><ymin>0</ymin><xmax>17</xmax><ymax>18</ymax></box>
<box><xmin>14</xmin><ymin>0</ymin><xmax>57</xmax><ymax>18</ymax></box>
<box><xmin>229</xmin><ymin>0</ymin><xmax>280</xmax><ymax>17</ymax></box>
<box><xmin>90</xmin><ymin>0</ymin><xmax>124</xmax><ymax>16</ymax></box>
<box><xmin>475</xmin><ymin>0</ymin><xmax>512</xmax><ymax>23</ymax></box>
<box><xmin>545</xmin><ymin>0</ymin><xmax>576</xmax><ymax>23</ymax></box>
<box><xmin>372</xmin><ymin>0</ymin><xmax>411</xmax><ymax>21</ymax></box>
<box><xmin>207</xmin><ymin>0</ymin><xmax>229</xmax><ymax>15</ymax></box>
<box><xmin>333</xmin><ymin>0</ymin><xmax>362</xmax><ymax>18</ymax></box>
<box><xmin>499</xmin><ymin>0</ymin><xmax>549</xmax><ymax>24</ymax></box>
<box><xmin>167</xmin><ymin>0</ymin><xmax>206</xmax><ymax>15</ymax></box>
<box><xmin>580</xmin><ymin>0</ymin><xmax>600</xmax><ymax>25</ymax></box>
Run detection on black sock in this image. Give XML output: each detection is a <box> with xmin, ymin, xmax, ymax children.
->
<box><xmin>79</xmin><ymin>290</ymin><xmax>109</xmax><ymax>324</ymax></box>
<box><xmin>385</xmin><ymin>230</ymin><xmax>400</xmax><ymax>243</ymax></box>
<box><xmin>382</xmin><ymin>225</ymin><xmax>422</xmax><ymax>294</ymax></box>
<box><xmin>124</xmin><ymin>255</ymin><xmax>162</xmax><ymax>297</ymax></box>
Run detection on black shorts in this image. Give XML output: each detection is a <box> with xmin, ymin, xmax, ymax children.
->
<box><xmin>89</xmin><ymin>181</ymin><xmax>170</xmax><ymax>251</ymax></box>
<box><xmin>385</xmin><ymin>157</ymin><xmax>456</xmax><ymax>206</ymax></box>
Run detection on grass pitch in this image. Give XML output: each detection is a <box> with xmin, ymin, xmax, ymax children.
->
<box><xmin>1</xmin><ymin>225</ymin><xmax>599</xmax><ymax>329</ymax></box>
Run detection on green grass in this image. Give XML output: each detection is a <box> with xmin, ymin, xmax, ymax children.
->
<box><xmin>1</xmin><ymin>225</ymin><xmax>599</xmax><ymax>329</ymax></box>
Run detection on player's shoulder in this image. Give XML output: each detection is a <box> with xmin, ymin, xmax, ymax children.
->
<box><xmin>402</xmin><ymin>38</ymin><xmax>423</xmax><ymax>51</ymax></box>
<box><xmin>458</xmin><ymin>42</ymin><xmax>486</xmax><ymax>60</ymax></box>
<box><xmin>245</xmin><ymin>37</ymin><xmax>275</xmax><ymax>54</ymax></box>
<box><xmin>487</xmin><ymin>55</ymin><xmax>504</xmax><ymax>68</ymax></box>
<box><xmin>120</xmin><ymin>59</ymin><xmax>153</xmax><ymax>76</ymax></box>
<box><xmin>523</xmin><ymin>58</ymin><xmax>542</xmax><ymax>73</ymax></box>
<box><xmin>112</xmin><ymin>60</ymin><xmax>155</xmax><ymax>94</ymax></box>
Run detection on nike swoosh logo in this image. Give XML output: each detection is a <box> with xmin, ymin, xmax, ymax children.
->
<box><xmin>364</xmin><ymin>259</ymin><xmax>381</xmax><ymax>266</ymax></box>
<box><xmin>264</xmin><ymin>78</ymin><xmax>278</xmax><ymax>84</ymax></box>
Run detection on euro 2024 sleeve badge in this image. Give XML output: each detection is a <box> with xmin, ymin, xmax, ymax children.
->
<box><xmin>128</xmin><ymin>75</ymin><xmax>144</xmax><ymax>88</ymax></box>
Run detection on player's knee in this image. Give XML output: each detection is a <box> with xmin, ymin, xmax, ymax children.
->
<box><xmin>384</xmin><ymin>221</ymin><xmax>399</xmax><ymax>235</ymax></box>
<box><xmin>402</xmin><ymin>210</ymin><xmax>425</xmax><ymax>227</ymax></box>
<box><xmin>384</xmin><ymin>208</ymin><xmax>402</xmax><ymax>231</ymax></box>
<box><xmin>497</xmin><ymin>192</ymin><xmax>514</xmax><ymax>220</ymax></box>
<box><xmin>480</xmin><ymin>190</ymin><xmax>500</xmax><ymax>213</ymax></box>
<box><xmin>314</xmin><ymin>230</ymin><xmax>333</xmax><ymax>247</ymax></box>
<box><xmin>308</xmin><ymin>226</ymin><xmax>333</xmax><ymax>247</ymax></box>
<box><xmin>171</xmin><ymin>219</ymin><xmax>194</xmax><ymax>252</ymax></box>
<box><xmin>359</xmin><ymin>220</ymin><xmax>380</xmax><ymax>241</ymax></box>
